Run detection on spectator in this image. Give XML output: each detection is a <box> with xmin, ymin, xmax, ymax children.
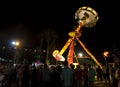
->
<box><xmin>41</xmin><ymin>63</ymin><xmax>51</xmax><ymax>87</ymax></box>
<box><xmin>113</xmin><ymin>69</ymin><xmax>120</xmax><ymax>87</ymax></box>
<box><xmin>96</xmin><ymin>66</ymin><xmax>103</xmax><ymax>81</ymax></box>
<box><xmin>61</xmin><ymin>61</ymin><xmax>73</xmax><ymax>87</ymax></box>
<box><xmin>87</xmin><ymin>64</ymin><xmax>96</xmax><ymax>87</ymax></box>
<box><xmin>82</xmin><ymin>63</ymin><xmax>88</xmax><ymax>87</ymax></box>
<box><xmin>74</xmin><ymin>65</ymin><xmax>83</xmax><ymax>87</ymax></box>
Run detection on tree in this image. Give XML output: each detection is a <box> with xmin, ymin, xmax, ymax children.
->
<box><xmin>37</xmin><ymin>28</ymin><xmax>58</xmax><ymax>64</ymax></box>
<box><xmin>36</xmin><ymin>32</ymin><xmax>44</xmax><ymax>61</ymax></box>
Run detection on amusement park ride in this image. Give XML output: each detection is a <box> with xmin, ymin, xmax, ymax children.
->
<box><xmin>52</xmin><ymin>6</ymin><xmax>102</xmax><ymax>68</ymax></box>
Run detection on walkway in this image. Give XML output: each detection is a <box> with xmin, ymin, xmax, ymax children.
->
<box><xmin>94</xmin><ymin>80</ymin><xmax>112</xmax><ymax>87</ymax></box>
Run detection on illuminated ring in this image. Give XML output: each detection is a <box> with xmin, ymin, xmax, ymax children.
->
<box><xmin>75</xmin><ymin>6</ymin><xmax>99</xmax><ymax>27</ymax></box>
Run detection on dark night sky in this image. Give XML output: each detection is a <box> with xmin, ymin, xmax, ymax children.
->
<box><xmin>0</xmin><ymin>1</ymin><xmax>119</xmax><ymax>57</ymax></box>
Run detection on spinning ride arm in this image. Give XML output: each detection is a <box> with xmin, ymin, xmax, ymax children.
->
<box><xmin>59</xmin><ymin>37</ymin><xmax>73</xmax><ymax>55</ymax></box>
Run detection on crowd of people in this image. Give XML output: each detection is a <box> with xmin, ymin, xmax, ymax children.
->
<box><xmin>0</xmin><ymin>61</ymin><xmax>120</xmax><ymax>87</ymax></box>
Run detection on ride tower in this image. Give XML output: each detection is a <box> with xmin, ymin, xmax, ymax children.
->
<box><xmin>52</xmin><ymin>6</ymin><xmax>102</xmax><ymax>68</ymax></box>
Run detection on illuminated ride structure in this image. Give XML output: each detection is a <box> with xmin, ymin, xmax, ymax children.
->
<box><xmin>52</xmin><ymin>6</ymin><xmax>102</xmax><ymax>68</ymax></box>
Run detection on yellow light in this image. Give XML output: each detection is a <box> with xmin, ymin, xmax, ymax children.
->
<box><xmin>103</xmin><ymin>51</ymin><xmax>109</xmax><ymax>57</ymax></box>
<box><xmin>15</xmin><ymin>42</ymin><xmax>20</xmax><ymax>46</ymax></box>
<box><xmin>68</xmin><ymin>32</ymin><xmax>75</xmax><ymax>37</ymax></box>
<box><xmin>52</xmin><ymin>50</ymin><xmax>59</xmax><ymax>57</ymax></box>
